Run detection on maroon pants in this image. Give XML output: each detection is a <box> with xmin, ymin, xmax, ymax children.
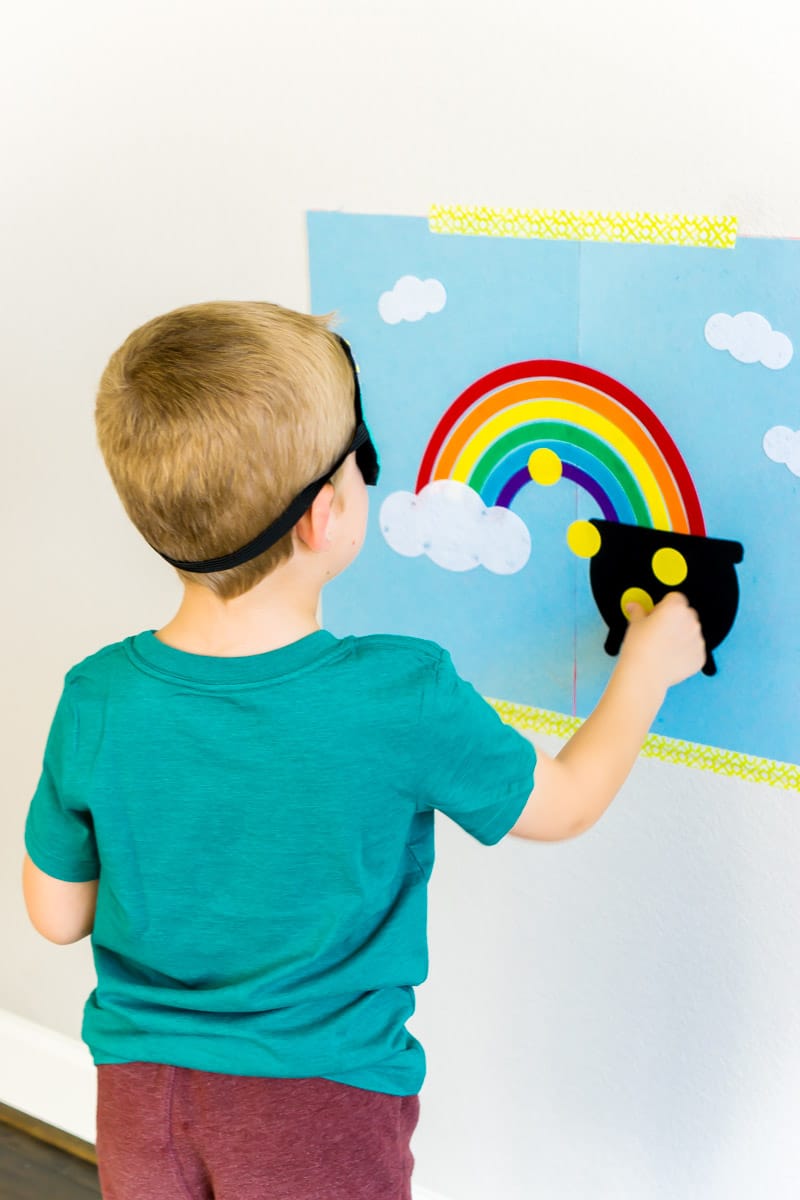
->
<box><xmin>96</xmin><ymin>1064</ymin><xmax>419</xmax><ymax>1200</ymax></box>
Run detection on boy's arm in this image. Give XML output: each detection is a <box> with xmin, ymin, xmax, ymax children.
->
<box><xmin>510</xmin><ymin>592</ymin><xmax>705</xmax><ymax>842</ymax></box>
<box><xmin>22</xmin><ymin>855</ymin><xmax>98</xmax><ymax>944</ymax></box>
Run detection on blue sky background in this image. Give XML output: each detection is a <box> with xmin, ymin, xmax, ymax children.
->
<box><xmin>308</xmin><ymin>213</ymin><xmax>800</xmax><ymax>765</ymax></box>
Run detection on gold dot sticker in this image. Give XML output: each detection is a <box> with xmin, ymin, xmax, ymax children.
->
<box><xmin>652</xmin><ymin>547</ymin><xmax>688</xmax><ymax>586</ymax></box>
<box><xmin>528</xmin><ymin>448</ymin><xmax>562</xmax><ymax>486</ymax></box>
<box><xmin>566</xmin><ymin>520</ymin><xmax>602</xmax><ymax>558</ymax></box>
<box><xmin>620</xmin><ymin>586</ymin><xmax>654</xmax><ymax>618</ymax></box>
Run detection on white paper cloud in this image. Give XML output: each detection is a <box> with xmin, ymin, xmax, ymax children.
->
<box><xmin>763</xmin><ymin>425</ymin><xmax>800</xmax><ymax>476</ymax></box>
<box><xmin>704</xmin><ymin>311</ymin><xmax>793</xmax><ymax>370</ymax></box>
<box><xmin>378</xmin><ymin>276</ymin><xmax>446</xmax><ymax>325</ymax></box>
<box><xmin>379</xmin><ymin>480</ymin><xmax>531</xmax><ymax>574</ymax></box>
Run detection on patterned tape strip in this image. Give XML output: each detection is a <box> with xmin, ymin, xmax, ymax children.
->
<box><xmin>429</xmin><ymin>205</ymin><xmax>738</xmax><ymax>249</ymax></box>
<box><xmin>488</xmin><ymin>699</ymin><xmax>799</xmax><ymax>792</ymax></box>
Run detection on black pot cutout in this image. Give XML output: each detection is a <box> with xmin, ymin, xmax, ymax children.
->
<box><xmin>587</xmin><ymin>520</ymin><xmax>744</xmax><ymax>677</ymax></box>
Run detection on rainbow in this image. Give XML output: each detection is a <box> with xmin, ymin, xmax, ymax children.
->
<box><xmin>415</xmin><ymin>359</ymin><xmax>706</xmax><ymax>535</ymax></box>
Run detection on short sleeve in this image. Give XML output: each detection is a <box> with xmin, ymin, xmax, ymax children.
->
<box><xmin>416</xmin><ymin>650</ymin><xmax>536</xmax><ymax>844</ymax></box>
<box><xmin>25</xmin><ymin>683</ymin><xmax>99</xmax><ymax>882</ymax></box>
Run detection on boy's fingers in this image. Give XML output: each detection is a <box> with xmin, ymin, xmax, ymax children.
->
<box><xmin>626</xmin><ymin>592</ymin><xmax>696</xmax><ymax>623</ymax></box>
<box><xmin>660</xmin><ymin>590</ymin><xmax>689</xmax><ymax>609</ymax></box>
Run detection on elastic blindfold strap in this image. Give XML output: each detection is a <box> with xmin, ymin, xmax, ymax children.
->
<box><xmin>156</xmin><ymin>423</ymin><xmax>371</xmax><ymax>574</ymax></box>
<box><xmin>336</xmin><ymin>334</ymin><xmax>379</xmax><ymax>487</ymax></box>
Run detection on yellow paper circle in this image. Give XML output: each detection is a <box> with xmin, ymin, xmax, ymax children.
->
<box><xmin>528</xmin><ymin>448</ymin><xmax>562</xmax><ymax>486</ymax></box>
<box><xmin>620</xmin><ymin>586</ymin><xmax>654</xmax><ymax>619</ymax></box>
<box><xmin>651</xmin><ymin>547</ymin><xmax>688</xmax><ymax>586</ymax></box>
<box><xmin>566</xmin><ymin>520</ymin><xmax>602</xmax><ymax>558</ymax></box>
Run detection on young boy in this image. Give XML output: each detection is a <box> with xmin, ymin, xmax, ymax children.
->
<box><xmin>23</xmin><ymin>302</ymin><xmax>704</xmax><ymax>1200</ymax></box>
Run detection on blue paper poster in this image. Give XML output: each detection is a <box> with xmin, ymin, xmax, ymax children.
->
<box><xmin>307</xmin><ymin>213</ymin><xmax>800</xmax><ymax>778</ymax></box>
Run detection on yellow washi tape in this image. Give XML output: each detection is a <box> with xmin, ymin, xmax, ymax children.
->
<box><xmin>430</xmin><ymin>205</ymin><xmax>738</xmax><ymax>249</ymax></box>
<box><xmin>488</xmin><ymin>698</ymin><xmax>799</xmax><ymax>792</ymax></box>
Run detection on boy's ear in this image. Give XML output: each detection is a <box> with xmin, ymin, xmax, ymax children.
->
<box><xmin>295</xmin><ymin>482</ymin><xmax>335</xmax><ymax>552</ymax></box>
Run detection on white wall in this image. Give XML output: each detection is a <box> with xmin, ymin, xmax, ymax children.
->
<box><xmin>2</xmin><ymin>2</ymin><xmax>799</xmax><ymax>1197</ymax></box>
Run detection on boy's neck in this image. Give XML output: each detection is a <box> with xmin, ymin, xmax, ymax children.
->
<box><xmin>156</xmin><ymin>573</ymin><xmax>323</xmax><ymax>658</ymax></box>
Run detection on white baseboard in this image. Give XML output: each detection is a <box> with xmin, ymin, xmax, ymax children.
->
<box><xmin>0</xmin><ymin>1008</ymin><xmax>452</xmax><ymax>1199</ymax></box>
<box><xmin>0</xmin><ymin>1007</ymin><xmax>96</xmax><ymax>1143</ymax></box>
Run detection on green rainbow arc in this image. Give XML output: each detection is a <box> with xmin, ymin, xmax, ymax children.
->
<box><xmin>467</xmin><ymin>421</ymin><xmax>651</xmax><ymax>527</ymax></box>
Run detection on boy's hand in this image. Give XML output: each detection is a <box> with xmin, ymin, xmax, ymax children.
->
<box><xmin>620</xmin><ymin>591</ymin><xmax>706</xmax><ymax>690</ymax></box>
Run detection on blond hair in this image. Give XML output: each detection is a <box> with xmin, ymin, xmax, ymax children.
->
<box><xmin>95</xmin><ymin>301</ymin><xmax>355</xmax><ymax>599</ymax></box>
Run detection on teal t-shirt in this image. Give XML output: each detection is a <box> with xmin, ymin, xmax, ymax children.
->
<box><xmin>25</xmin><ymin>630</ymin><xmax>536</xmax><ymax>1096</ymax></box>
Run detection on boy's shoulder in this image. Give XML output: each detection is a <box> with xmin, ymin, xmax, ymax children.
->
<box><xmin>338</xmin><ymin>632</ymin><xmax>458</xmax><ymax>686</ymax></box>
<box><xmin>341</xmin><ymin>632</ymin><xmax>447</xmax><ymax>668</ymax></box>
<box><xmin>61</xmin><ymin>638</ymin><xmax>135</xmax><ymax>698</ymax></box>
